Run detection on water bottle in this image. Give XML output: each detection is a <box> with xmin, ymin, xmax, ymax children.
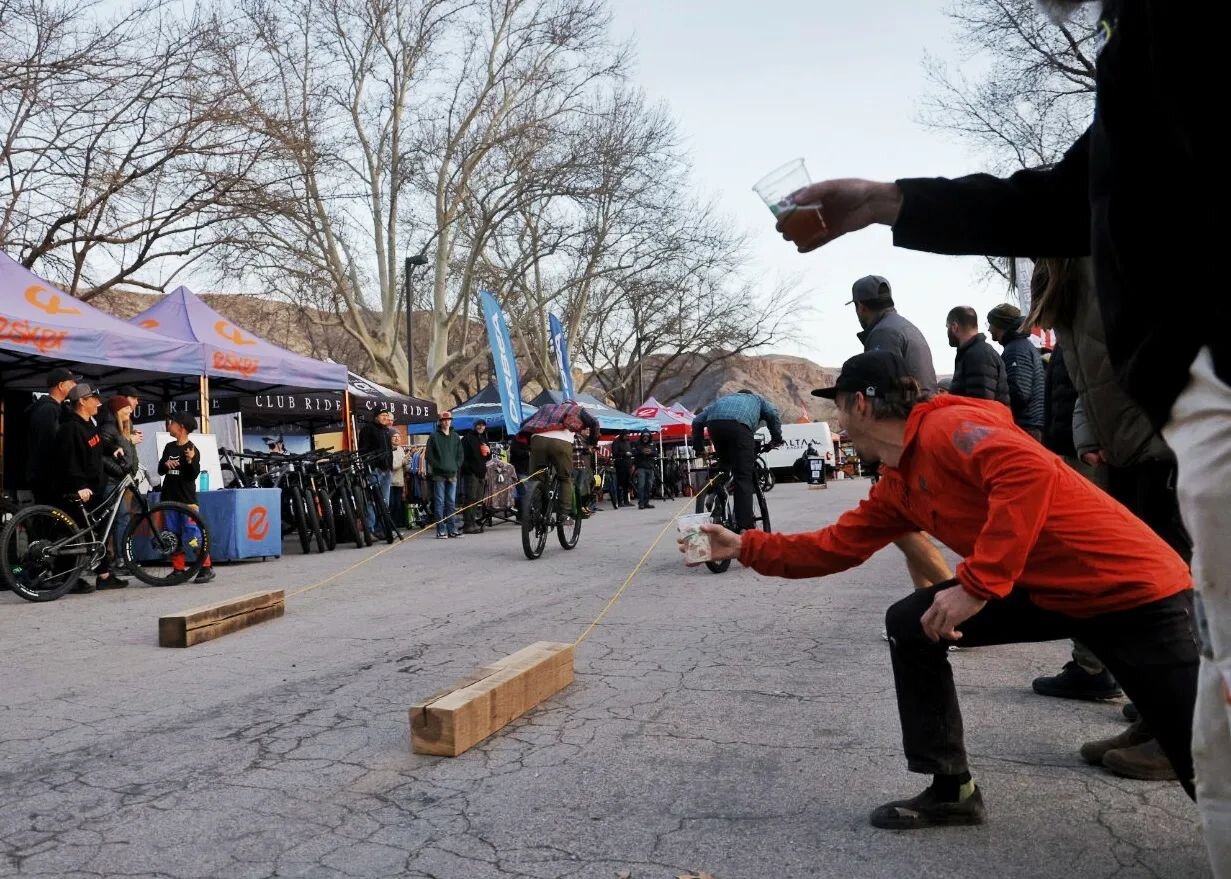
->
<box><xmin>199</xmin><ymin>472</ymin><xmax>210</xmax><ymax>492</ymax></box>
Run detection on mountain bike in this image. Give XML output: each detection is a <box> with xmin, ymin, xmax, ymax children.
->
<box><xmin>1</xmin><ymin>473</ymin><xmax>209</xmax><ymax>601</ymax></box>
<box><xmin>755</xmin><ymin>453</ymin><xmax>776</xmax><ymax>492</ymax></box>
<box><xmin>694</xmin><ymin>443</ymin><xmax>773</xmax><ymax>574</ymax></box>
<box><xmin>521</xmin><ymin>460</ymin><xmax>581</xmax><ymax>559</ymax></box>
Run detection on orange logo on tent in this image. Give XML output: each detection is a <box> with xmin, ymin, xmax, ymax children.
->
<box><xmin>25</xmin><ymin>285</ymin><xmax>81</xmax><ymax>316</ymax></box>
<box><xmin>139</xmin><ymin>319</ymin><xmax>160</xmax><ymax>329</ymax></box>
<box><xmin>246</xmin><ymin>506</ymin><xmax>270</xmax><ymax>540</ymax></box>
<box><xmin>212</xmin><ymin>350</ymin><xmax>260</xmax><ymax>377</ymax></box>
<box><xmin>215</xmin><ymin>320</ymin><xmax>255</xmax><ymax>346</ymax></box>
<box><xmin>0</xmin><ymin>317</ymin><xmax>69</xmax><ymax>353</ymax></box>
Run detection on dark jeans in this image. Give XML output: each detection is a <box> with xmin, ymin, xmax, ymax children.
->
<box><xmin>886</xmin><ymin>582</ymin><xmax>1199</xmax><ymax>798</ymax></box>
<box><xmin>463</xmin><ymin>473</ymin><xmax>484</xmax><ymax>528</ymax></box>
<box><xmin>615</xmin><ymin>463</ymin><xmax>633</xmax><ymax>507</ymax></box>
<box><xmin>635</xmin><ymin>466</ymin><xmax>654</xmax><ymax>507</ymax></box>
<box><xmin>707</xmin><ymin>419</ymin><xmax>757</xmax><ymax>530</ymax></box>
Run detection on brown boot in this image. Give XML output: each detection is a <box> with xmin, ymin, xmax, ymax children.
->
<box><xmin>1079</xmin><ymin>720</ymin><xmax>1152</xmax><ymax>765</ymax></box>
<box><xmin>1102</xmin><ymin>738</ymin><xmax>1177</xmax><ymax>781</ymax></box>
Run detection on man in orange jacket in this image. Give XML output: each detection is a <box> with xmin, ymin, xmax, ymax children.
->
<box><xmin>688</xmin><ymin>350</ymin><xmax>1198</xmax><ymax>830</ymax></box>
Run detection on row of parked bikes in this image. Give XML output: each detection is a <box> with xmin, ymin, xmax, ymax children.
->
<box><xmin>219</xmin><ymin>447</ymin><xmax>403</xmax><ymax>554</ymax></box>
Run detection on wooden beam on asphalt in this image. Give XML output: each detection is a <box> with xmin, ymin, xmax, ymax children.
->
<box><xmin>158</xmin><ymin>590</ymin><xmax>286</xmax><ymax>648</ymax></box>
<box><xmin>410</xmin><ymin>641</ymin><xmax>575</xmax><ymax>757</ymax></box>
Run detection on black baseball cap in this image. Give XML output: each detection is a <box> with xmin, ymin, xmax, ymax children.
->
<box><xmin>847</xmin><ymin>275</ymin><xmax>892</xmax><ymax>305</ymax></box>
<box><xmin>115</xmin><ymin>385</ymin><xmax>140</xmax><ymax>398</ymax></box>
<box><xmin>169</xmin><ymin>411</ymin><xmax>198</xmax><ymax>432</ymax></box>
<box><xmin>47</xmin><ymin>366</ymin><xmax>81</xmax><ymax>387</ymax></box>
<box><xmin>812</xmin><ymin>350</ymin><xmax>910</xmax><ymax>400</ymax></box>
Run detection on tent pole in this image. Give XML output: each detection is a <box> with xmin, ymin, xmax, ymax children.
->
<box><xmin>342</xmin><ymin>388</ymin><xmax>353</xmax><ymax>450</ymax></box>
<box><xmin>236</xmin><ymin>410</ymin><xmax>244</xmax><ymax>452</ymax></box>
<box><xmin>199</xmin><ymin>376</ymin><xmax>211</xmax><ymax>433</ymax></box>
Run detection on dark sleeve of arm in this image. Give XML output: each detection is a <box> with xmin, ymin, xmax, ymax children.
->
<box><xmin>738</xmin><ymin>488</ymin><xmax>911</xmax><ymax>578</ymax></box>
<box><xmin>893</xmin><ymin>130</ymin><xmax>1090</xmax><ymax>257</ymax></box>
<box><xmin>157</xmin><ymin>444</ymin><xmax>171</xmax><ymax>476</ymax></box>
<box><xmin>1004</xmin><ymin>349</ymin><xmax>1032</xmax><ymax>419</ymax></box>
<box><xmin>180</xmin><ymin>446</ymin><xmax>201</xmax><ymax>481</ymax></box>
<box><xmin>761</xmin><ymin>400</ymin><xmax>783</xmax><ymax>442</ymax></box>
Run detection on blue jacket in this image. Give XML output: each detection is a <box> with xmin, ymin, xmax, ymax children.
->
<box><xmin>692</xmin><ymin>393</ymin><xmax>783</xmax><ymax>444</ymax></box>
<box><xmin>1000</xmin><ymin>330</ymin><xmax>1045</xmax><ymax>431</ymax></box>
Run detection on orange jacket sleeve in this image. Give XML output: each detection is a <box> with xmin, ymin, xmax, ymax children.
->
<box><xmin>946</xmin><ymin>422</ymin><xmax>1058</xmax><ymax>601</ymax></box>
<box><xmin>739</xmin><ymin>486</ymin><xmax>913</xmax><ymax>579</ymax></box>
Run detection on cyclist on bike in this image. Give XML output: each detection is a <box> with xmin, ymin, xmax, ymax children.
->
<box><xmin>517</xmin><ymin>401</ymin><xmax>600</xmax><ymax>519</ymax></box>
<box><xmin>692</xmin><ymin>390</ymin><xmax>784</xmax><ymax>532</ymax></box>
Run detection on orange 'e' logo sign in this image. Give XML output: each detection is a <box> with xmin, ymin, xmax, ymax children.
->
<box><xmin>247</xmin><ymin>506</ymin><xmax>270</xmax><ymax>540</ymax></box>
<box><xmin>215</xmin><ymin>321</ymin><xmax>255</xmax><ymax>346</ymax></box>
<box><xmin>25</xmin><ymin>285</ymin><xmax>81</xmax><ymax>316</ymax></box>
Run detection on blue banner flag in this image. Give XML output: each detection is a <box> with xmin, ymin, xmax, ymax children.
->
<box><xmin>479</xmin><ymin>291</ymin><xmax>525</xmax><ymax>431</ymax></box>
<box><xmin>548</xmin><ymin>313</ymin><xmax>576</xmax><ymax>400</ymax></box>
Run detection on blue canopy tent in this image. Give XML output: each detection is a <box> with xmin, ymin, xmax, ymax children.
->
<box><xmin>405</xmin><ymin>383</ymin><xmax>535</xmax><ymax>434</ymax></box>
<box><xmin>527</xmin><ymin>389</ymin><xmax>657</xmax><ymax>433</ymax></box>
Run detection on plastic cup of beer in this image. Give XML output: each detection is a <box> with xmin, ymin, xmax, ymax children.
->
<box><xmin>753</xmin><ymin>158</ymin><xmax>817</xmax><ymax>218</ymax></box>
<box><xmin>677</xmin><ymin>513</ymin><xmax>714</xmax><ymax>564</ymax></box>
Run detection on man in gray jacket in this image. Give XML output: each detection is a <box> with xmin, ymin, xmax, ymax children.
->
<box><xmin>850</xmin><ymin>275</ymin><xmax>938</xmax><ymax>394</ymax></box>
<box><xmin>849</xmin><ymin>276</ymin><xmax>952</xmax><ymax>597</ymax></box>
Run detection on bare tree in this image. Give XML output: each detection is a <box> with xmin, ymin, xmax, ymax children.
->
<box><xmin>921</xmin><ymin>0</ymin><xmax>1098</xmax><ymax>172</ymax></box>
<box><xmin>1</xmin><ymin>0</ymin><xmax>265</xmax><ymax>299</ymax></box>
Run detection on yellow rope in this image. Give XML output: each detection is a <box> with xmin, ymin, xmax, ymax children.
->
<box><xmin>573</xmin><ymin>474</ymin><xmax>717</xmax><ymax>646</ymax></box>
<box><xmin>286</xmin><ymin>468</ymin><xmax>547</xmax><ymax>599</ymax></box>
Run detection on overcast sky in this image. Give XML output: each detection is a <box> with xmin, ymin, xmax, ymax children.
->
<box><xmin>606</xmin><ymin>0</ymin><xmax>1018</xmax><ymax>372</ymax></box>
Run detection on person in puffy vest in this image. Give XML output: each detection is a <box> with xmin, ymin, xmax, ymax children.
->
<box><xmin>518</xmin><ymin>401</ymin><xmax>600</xmax><ymax>518</ymax></box>
<box><xmin>988</xmin><ymin>303</ymin><xmax>1045</xmax><ymax>440</ymax></box>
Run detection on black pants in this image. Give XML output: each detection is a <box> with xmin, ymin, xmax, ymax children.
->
<box><xmin>615</xmin><ymin>463</ymin><xmax>633</xmax><ymax>506</ymax></box>
<box><xmin>462</xmin><ymin>473</ymin><xmax>484</xmax><ymax>528</ymax></box>
<box><xmin>885</xmin><ymin>583</ymin><xmax>1198</xmax><ymax>798</ymax></box>
<box><xmin>707</xmin><ymin>419</ymin><xmax>757</xmax><ymax>531</ymax></box>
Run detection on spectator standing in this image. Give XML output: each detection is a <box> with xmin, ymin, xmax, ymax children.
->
<box><xmin>157</xmin><ymin>413</ymin><xmax>215</xmax><ymax>583</ymax></box>
<box><xmin>461</xmin><ymin>419</ymin><xmax>492</xmax><ymax>534</ymax></box>
<box><xmin>632</xmin><ymin>430</ymin><xmax>658</xmax><ymax>510</ymax></box>
<box><xmin>26</xmin><ymin>366</ymin><xmax>78</xmax><ymax>504</ymax></box>
<box><xmin>390</xmin><ymin>433</ymin><xmax>408</xmax><ymax>528</ymax></box>
<box><xmin>55</xmin><ymin>383</ymin><xmax>128</xmax><ymax>591</ymax></box>
<box><xmin>849</xmin><ymin>275</ymin><xmax>938</xmax><ymax>394</ymax></box>
<box><xmin>945</xmin><ymin>306</ymin><xmax>1009</xmax><ymax>405</ymax></box>
<box><xmin>987</xmin><ymin>304</ymin><xmax>1045</xmax><ymax>439</ymax></box>
<box><xmin>425</xmin><ymin>411</ymin><xmax>464</xmax><ymax>539</ymax></box>
<box><xmin>611</xmin><ymin>432</ymin><xmax>634</xmax><ymax>508</ymax></box>
<box><xmin>99</xmin><ymin>396</ymin><xmax>140</xmax><ymax>573</ymax></box>
<box><xmin>358</xmin><ymin>410</ymin><xmax>396</xmax><ymax>539</ymax></box>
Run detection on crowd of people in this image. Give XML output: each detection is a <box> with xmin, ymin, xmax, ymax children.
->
<box><xmin>17</xmin><ymin>365</ymin><xmax>215</xmax><ymax>593</ymax></box>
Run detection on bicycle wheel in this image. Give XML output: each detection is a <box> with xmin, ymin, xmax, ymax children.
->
<box><xmin>1</xmin><ymin>505</ymin><xmax>89</xmax><ymax>601</ymax></box>
<box><xmin>287</xmin><ymin>486</ymin><xmax>311</xmax><ymax>554</ymax></box>
<box><xmin>121</xmin><ymin>502</ymin><xmax>208</xmax><ymax>586</ymax></box>
<box><xmin>337</xmin><ymin>489</ymin><xmax>365</xmax><ymax>549</ymax></box>
<box><xmin>303</xmin><ymin>486</ymin><xmax>327</xmax><ymax>553</ymax></box>
<box><xmin>521</xmin><ymin>482</ymin><xmax>548</xmax><ymax>559</ymax></box>
<box><xmin>758</xmin><ymin>462</ymin><xmax>776</xmax><ymax>493</ymax></box>
<box><xmin>753</xmin><ymin>484</ymin><xmax>772</xmax><ymax>533</ymax></box>
<box><xmin>315</xmin><ymin>488</ymin><xmax>337</xmax><ymax>551</ymax></box>
<box><xmin>698</xmin><ymin>487</ymin><xmax>733</xmax><ymax>574</ymax></box>
<box><xmin>557</xmin><ymin>488</ymin><xmax>581</xmax><ymax>550</ymax></box>
<box><xmin>351</xmin><ymin>481</ymin><xmax>373</xmax><ymax>547</ymax></box>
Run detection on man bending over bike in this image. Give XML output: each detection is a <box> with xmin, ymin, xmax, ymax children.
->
<box><xmin>692</xmin><ymin>390</ymin><xmax>784</xmax><ymax>532</ymax></box>
<box><xmin>518</xmin><ymin>401</ymin><xmax>600</xmax><ymax>519</ymax></box>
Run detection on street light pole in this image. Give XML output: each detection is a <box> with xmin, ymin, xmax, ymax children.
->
<box><xmin>404</xmin><ymin>252</ymin><xmax>429</xmax><ymax>396</ymax></box>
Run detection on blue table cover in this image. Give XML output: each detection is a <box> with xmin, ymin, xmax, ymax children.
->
<box><xmin>144</xmin><ymin>488</ymin><xmax>282</xmax><ymax>562</ymax></box>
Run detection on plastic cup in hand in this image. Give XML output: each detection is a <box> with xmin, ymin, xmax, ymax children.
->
<box><xmin>753</xmin><ymin>158</ymin><xmax>819</xmax><ymax>218</ymax></box>
<box><xmin>677</xmin><ymin>513</ymin><xmax>714</xmax><ymax>565</ymax></box>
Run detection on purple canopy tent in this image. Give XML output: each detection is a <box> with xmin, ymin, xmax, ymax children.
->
<box><xmin>0</xmin><ymin>252</ymin><xmax>206</xmax><ymax>392</ymax></box>
<box><xmin>130</xmin><ymin>286</ymin><xmax>347</xmax><ymax>394</ymax></box>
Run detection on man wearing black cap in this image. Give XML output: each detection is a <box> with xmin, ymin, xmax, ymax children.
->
<box><xmin>55</xmin><ymin>382</ymin><xmax>129</xmax><ymax>590</ymax></box>
<box><xmin>849</xmin><ymin>275</ymin><xmax>937</xmax><ymax>395</ymax></box>
<box><xmin>987</xmin><ymin>303</ymin><xmax>1045</xmax><ymax>440</ymax></box>
<box><xmin>25</xmin><ymin>366</ymin><xmax>79</xmax><ymax>504</ymax></box>
<box><xmin>683</xmin><ymin>350</ymin><xmax>1197</xmax><ymax>830</ymax></box>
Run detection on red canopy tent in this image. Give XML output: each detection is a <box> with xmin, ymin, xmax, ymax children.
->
<box><xmin>633</xmin><ymin>396</ymin><xmax>692</xmax><ymax>440</ymax></box>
